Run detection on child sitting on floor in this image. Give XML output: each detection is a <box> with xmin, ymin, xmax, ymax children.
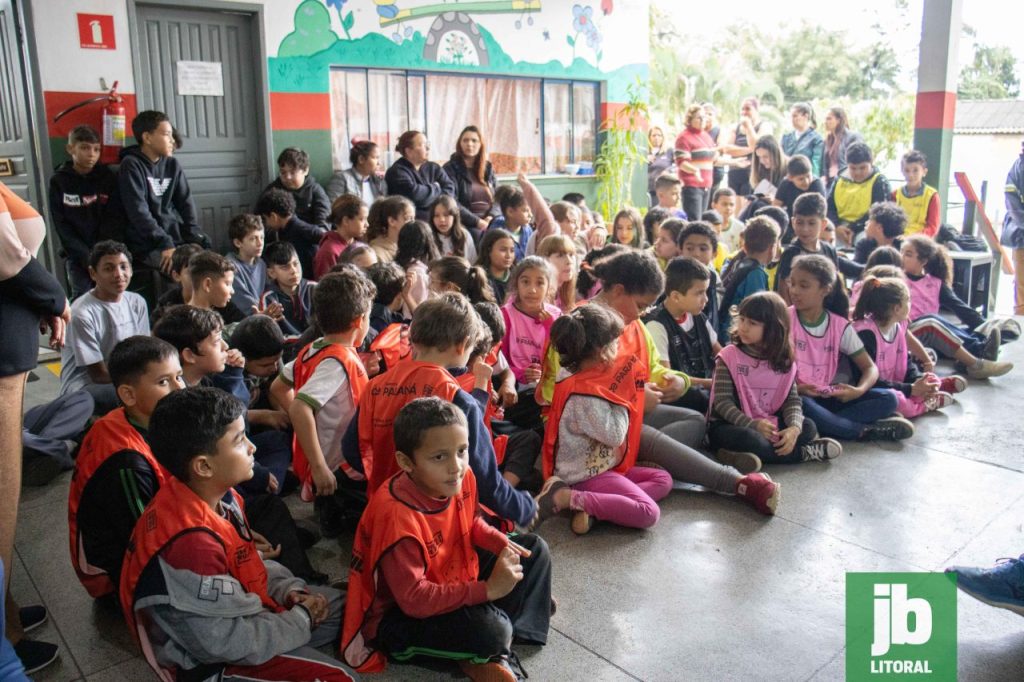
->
<box><xmin>263</xmin><ymin>241</ymin><xmax>314</xmax><ymax>336</ymax></box>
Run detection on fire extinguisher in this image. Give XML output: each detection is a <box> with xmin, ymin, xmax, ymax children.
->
<box><xmin>52</xmin><ymin>82</ymin><xmax>126</xmax><ymax>164</ymax></box>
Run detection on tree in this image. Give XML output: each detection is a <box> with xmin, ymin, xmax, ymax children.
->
<box><xmin>959</xmin><ymin>44</ymin><xmax>1020</xmax><ymax>100</ymax></box>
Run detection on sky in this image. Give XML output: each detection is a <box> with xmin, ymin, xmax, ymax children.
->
<box><xmin>654</xmin><ymin>0</ymin><xmax>1024</xmax><ymax>96</ymax></box>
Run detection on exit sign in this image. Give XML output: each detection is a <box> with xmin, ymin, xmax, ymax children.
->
<box><xmin>77</xmin><ymin>14</ymin><xmax>115</xmax><ymax>50</ymax></box>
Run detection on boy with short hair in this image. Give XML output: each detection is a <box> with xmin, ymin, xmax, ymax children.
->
<box><xmin>774</xmin><ymin>155</ymin><xmax>827</xmax><ymax>240</ymax></box>
<box><xmin>117</xmin><ymin>110</ymin><xmax>209</xmax><ymax>273</ymax></box>
<box><xmin>152</xmin><ymin>244</ymin><xmax>246</xmax><ymax>325</ymax></box>
<box><xmin>776</xmin><ymin>193</ymin><xmax>840</xmax><ymax>303</ymax></box>
<box><xmin>644</xmin><ymin>257</ymin><xmax>721</xmax><ymax>413</ymax></box>
<box><xmin>700</xmin><ymin>210</ymin><xmax>731</xmax><ymax>272</ymax></box>
<box><xmin>678</xmin><ymin>221</ymin><xmax>721</xmax><ymax>333</ymax></box>
<box><xmin>68</xmin><ymin>335</ymin><xmax>183</xmax><ymax>599</ymax></box>
<box><xmin>367</xmin><ymin>261</ymin><xmax>406</xmax><ymax>333</ymax></box>
<box><xmin>711</xmin><ymin>187</ymin><xmax>743</xmax><ymax>252</ymax></box>
<box><xmin>826</xmin><ymin>142</ymin><xmax>892</xmax><ymax>246</ymax></box>
<box><xmin>59</xmin><ymin>241</ymin><xmax>150</xmax><ymax>415</ymax></box>
<box><xmin>256</xmin><ymin>187</ymin><xmax>326</xmax><ymax>280</ymax></box>
<box><xmin>342</xmin><ymin>397</ymin><xmax>550</xmax><ymax>676</ymax></box>
<box><xmin>643</xmin><ymin>206</ymin><xmax>672</xmax><ymax>247</ymax></box>
<box><xmin>717</xmin><ymin>217</ymin><xmax>778</xmax><ymax>342</ymax></box>
<box><xmin>891</xmin><ymin>149</ymin><xmax>939</xmax><ymax>237</ymax></box>
<box><xmin>842</xmin><ymin>201</ymin><xmax>909</xmax><ymax>280</ymax></box>
<box><xmin>654</xmin><ymin>175</ymin><xmax>687</xmax><ymax>219</ymax></box>
<box><xmin>227</xmin><ymin>214</ymin><xmax>267</xmax><ymax>313</ymax></box>
<box><xmin>186</xmin><ymin>251</ymin><xmax>238</xmax><ymax>318</ymax></box>
<box><xmin>345</xmin><ymin>293</ymin><xmax>537</xmax><ymax>527</ymax></box>
<box><xmin>120</xmin><ymin>387</ymin><xmax>356</xmax><ymax>681</ymax></box>
<box><xmin>48</xmin><ymin>125</ymin><xmax>118</xmax><ymax>298</ymax></box>
<box><xmin>263</xmin><ymin>240</ymin><xmax>313</xmax><ymax>336</ymax></box>
<box><xmin>651</xmin><ymin>216</ymin><xmax>685</xmax><ymax>270</ymax></box>
<box><xmin>264</xmin><ymin>147</ymin><xmax>331</xmax><ymax>230</ymax></box>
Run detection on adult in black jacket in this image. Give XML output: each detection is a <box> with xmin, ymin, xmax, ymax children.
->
<box><xmin>261</xmin><ymin>147</ymin><xmax>331</xmax><ymax>231</ymax></box>
<box><xmin>442</xmin><ymin>125</ymin><xmax>500</xmax><ymax>240</ymax></box>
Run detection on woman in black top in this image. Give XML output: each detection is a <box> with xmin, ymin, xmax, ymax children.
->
<box><xmin>443</xmin><ymin>125</ymin><xmax>499</xmax><ymax>240</ymax></box>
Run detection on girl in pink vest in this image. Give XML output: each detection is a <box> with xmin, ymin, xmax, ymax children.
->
<box><xmin>851</xmin><ymin>276</ymin><xmax>957</xmax><ymax>418</ymax></box>
<box><xmin>708</xmin><ymin>292</ymin><xmax>842</xmax><ymax>468</ymax></box>
<box><xmin>501</xmin><ymin>257</ymin><xmax>561</xmax><ymax>388</ymax></box>
<box><xmin>901</xmin><ymin>235</ymin><xmax>1013</xmax><ymax>379</ymax></box>
<box><xmin>788</xmin><ymin>255</ymin><xmax>914</xmax><ymax>441</ymax></box>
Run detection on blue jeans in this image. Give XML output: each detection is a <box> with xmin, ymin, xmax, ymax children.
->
<box><xmin>801</xmin><ymin>389</ymin><xmax>898</xmax><ymax>440</ymax></box>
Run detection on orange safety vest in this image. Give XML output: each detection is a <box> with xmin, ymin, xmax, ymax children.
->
<box><xmin>359</xmin><ymin>360</ymin><xmax>462</xmax><ymax>495</ymax></box>
<box><xmin>341</xmin><ymin>470</ymin><xmax>480</xmax><ymax>672</ymax></box>
<box><xmin>455</xmin><ymin>367</ymin><xmax>508</xmax><ymax>466</ymax></box>
<box><xmin>120</xmin><ymin>477</ymin><xmax>281</xmax><ymax>679</ymax></box>
<box><xmin>369</xmin><ymin>322</ymin><xmax>411</xmax><ymax>372</ymax></box>
<box><xmin>291</xmin><ymin>341</ymin><xmax>369</xmax><ymax>486</ymax></box>
<box><xmin>68</xmin><ymin>408</ymin><xmax>166</xmax><ymax>598</ymax></box>
<box><xmin>541</xmin><ymin>319</ymin><xmax>649</xmax><ymax>479</ymax></box>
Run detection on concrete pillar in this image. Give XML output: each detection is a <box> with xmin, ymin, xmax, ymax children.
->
<box><xmin>913</xmin><ymin>0</ymin><xmax>963</xmax><ymax>220</ymax></box>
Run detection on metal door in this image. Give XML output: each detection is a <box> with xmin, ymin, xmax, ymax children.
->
<box><xmin>0</xmin><ymin>0</ymin><xmax>41</xmax><ymax>205</ymax></box>
<box><xmin>133</xmin><ymin>3</ymin><xmax>265</xmax><ymax>252</ymax></box>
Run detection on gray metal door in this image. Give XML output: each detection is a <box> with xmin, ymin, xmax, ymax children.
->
<box><xmin>0</xmin><ymin>0</ymin><xmax>40</xmax><ymax>205</ymax></box>
<box><xmin>133</xmin><ymin>3</ymin><xmax>264</xmax><ymax>253</ymax></box>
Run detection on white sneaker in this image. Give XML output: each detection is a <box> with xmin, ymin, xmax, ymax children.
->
<box><xmin>800</xmin><ymin>438</ymin><xmax>843</xmax><ymax>462</ymax></box>
<box><xmin>924</xmin><ymin>391</ymin><xmax>954</xmax><ymax>412</ymax></box>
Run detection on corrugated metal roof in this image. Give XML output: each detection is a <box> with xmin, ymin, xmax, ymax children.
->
<box><xmin>954</xmin><ymin>99</ymin><xmax>1024</xmax><ymax>134</ymax></box>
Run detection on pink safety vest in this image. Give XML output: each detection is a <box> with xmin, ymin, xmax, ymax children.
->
<box><xmin>907</xmin><ymin>274</ymin><xmax>942</xmax><ymax>320</ymax></box>
<box><xmin>852</xmin><ymin>317</ymin><xmax>908</xmax><ymax>383</ymax></box>
<box><xmin>789</xmin><ymin>306</ymin><xmax>847</xmax><ymax>390</ymax></box>
<box><xmin>712</xmin><ymin>345</ymin><xmax>796</xmax><ymax>425</ymax></box>
<box><xmin>501</xmin><ymin>301</ymin><xmax>560</xmax><ymax>382</ymax></box>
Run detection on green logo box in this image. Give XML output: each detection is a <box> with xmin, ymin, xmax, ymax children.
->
<box><xmin>846</xmin><ymin>572</ymin><xmax>957</xmax><ymax>681</ymax></box>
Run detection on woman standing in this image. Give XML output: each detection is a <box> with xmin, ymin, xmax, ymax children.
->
<box><xmin>443</xmin><ymin>125</ymin><xmax>499</xmax><ymax>241</ymax></box>
<box><xmin>781</xmin><ymin>102</ymin><xmax>824</xmax><ymax>177</ymax></box>
<box><xmin>822</xmin><ymin>106</ymin><xmax>864</xmax><ymax>187</ymax></box>
<box><xmin>674</xmin><ymin>105</ymin><xmax>719</xmax><ymax>219</ymax></box>
<box><xmin>646</xmin><ymin>124</ymin><xmax>675</xmax><ymax>206</ymax></box>
<box><xmin>720</xmin><ymin>97</ymin><xmax>772</xmax><ymax>198</ymax></box>
<box><xmin>325</xmin><ymin>139</ymin><xmax>388</xmax><ymax>204</ymax></box>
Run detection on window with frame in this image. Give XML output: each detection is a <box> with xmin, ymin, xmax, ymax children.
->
<box><xmin>329</xmin><ymin>68</ymin><xmax>598</xmax><ymax>176</ymax></box>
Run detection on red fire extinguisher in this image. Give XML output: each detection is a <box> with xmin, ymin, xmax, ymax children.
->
<box><xmin>52</xmin><ymin>81</ymin><xmax>126</xmax><ymax>164</ymax></box>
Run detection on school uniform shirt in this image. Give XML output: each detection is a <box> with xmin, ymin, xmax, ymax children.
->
<box><xmin>227</xmin><ymin>252</ymin><xmax>267</xmax><ymax>315</ymax></box>
<box><xmin>793</xmin><ymin>309</ymin><xmax>866</xmax><ymax>384</ymax></box>
<box><xmin>59</xmin><ymin>290</ymin><xmax>150</xmax><ymax>396</ymax></box>
<box><xmin>719</xmin><ymin>218</ymin><xmax>744</xmax><ymax>253</ymax></box>
<box><xmin>48</xmin><ymin>161</ymin><xmax>118</xmax><ymax>268</ymax></box>
<box><xmin>852</xmin><ymin>323</ymin><xmax>923</xmax><ymax>396</ymax></box>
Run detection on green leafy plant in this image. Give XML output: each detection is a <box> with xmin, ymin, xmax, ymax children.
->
<box><xmin>594</xmin><ymin>79</ymin><xmax>649</xmax><ymax>223</ymax></box>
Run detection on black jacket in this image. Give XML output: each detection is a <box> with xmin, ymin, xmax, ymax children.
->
<box><xmin>442</xmin><ymin>154</ymin><xmax>500</xmax><ymax>230</ymax></box>
<box><xmin>115</xmin><ymin>145</ymin><xmax>208</xmax><ymax>256</ymax></box>
<box><xmin>262</xmin><ymin>176</ymin><xmax>331</xmax><ymax>230</ymax></box>
<box><xmin>48</xmin><ymin>161</ymin><xmax>119</xmax><ymax>266</ymax></box>
<box><xmin>385</xmin><ymin>157</ymin><xmax>457</xmax><ymax>222</ymax></box>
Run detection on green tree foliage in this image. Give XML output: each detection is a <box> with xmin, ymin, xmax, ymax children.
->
<box><xmin>958</xmin><ymin>44</ymin><xmax>1021</xmax><ymax>100</ymax></box>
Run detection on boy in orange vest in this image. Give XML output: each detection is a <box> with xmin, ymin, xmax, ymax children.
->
<box><xmin>342</xmin><ymin>397</ymin><xmax>550</xmax><ymax>678</ymax></box>
<box><xmin>120</xmin><ymin>387</ymin><xmax>357</xmax><ymax>681</ymax></box>
<box><xmin>68</xmin><ymin>335</ymin><xmax>184</xmax><ymax>600</ymax></box>
<box><xmin>343</xmin><ymin>294</ymin><xmax>537</xmax><ymax>528</ymax></box>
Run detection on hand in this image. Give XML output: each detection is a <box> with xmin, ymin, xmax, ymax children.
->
<box><xmin>658</xmin><ymin>374</ymin><xmax>687</xmax><ymax>403</ymax></box>
<box><xmin>266</xmin><ymin>473</ymin><xmax>280</xmax><ymax>494</ymax></box>
<box><xmin>225</xmin><ymin>348</ymin><xmax>246</xmax><ymax>368</ymax></box>
<box><xmin>498</xmin><ymin>383</ymin><xmax>518</xmax><ymax>408</ymax></box>
<box><xmin>40</xmin><ymin>300</ymin><xmax>71</xmax><ymax>350</ymax></box>
<box><xmin>359</xmin><ymin>351</ymin><xmax>381</xmax><ymax>377</ymax></box>
<box><xmin>752</xmin><ymin>419</ymin><xmax>777</xmax><ymax>440</ymax></box>
<box><xmin>473</xmin><ymin>361</ymin><xmax>494</xmax><ymax>391</ymax></box>
<box><xmin>254</xmin><ymin>299</ymin><xmax>284</xmax><ymax>321</ymax></box>
<box><xmin>312</xmin><ymin>464</ymin><xmax>338</xmax><ymax>496</ymax></box>
<box><xmin>252</xmin><ymin>531</ymin><xmax>281</xmax><ymax>560</ymax></box>
<box><xmin>829</xmin><ymin>383</ymin><xmax>862</xmax><ymax>403</ymax></box>
<box><xmin>250</xmin><ymin>409</ymin><xmax>291</xmax><ymax>429</ymax></box>
<box><xmin>920</xmin><ymin>359</ymin><xmax>936</xmax><ymax>373</ymax></box>
<box><xmin>403</xmin><ymin>270</ymin><xmax>415</xmax><ymax>294</ymax></box>
<box><xmin>536</xmin><ymin>307</ymin><xmax>552</xmax><ymax>322</ymax></box>
<box><xmin>910</xmin><ymin>376</ymin><xmax>938</xmax><ymax>398</ymax></box>
<box><xmin>835</xmin><ymin>225</ymin><xmax>853</xmax><ymax>247</ymax></box>
<box><xmin>159</xmin><ymin>247</ymin><xmax>176</xmax><ymax>274</ymax></box>
<box><xmin>644</xmin><ymin>383</ymin><xmax>664</xmax><ymax>412</ymax></box>
<box><xmin>287</xmin><ymin>591</ymin><xmax>329</xmax><ymax>627</ymax></box>
<box><xmin>517</xmin><ymin>171</ymin><xmax>528</xmax><ymax>185</ymax></box>
<box><xmin>522</xmin><ymin>363</ymin><xmax>542</xmax><ymax>384</ymax></box>
<box><xmin>797</xmin><ymin>383</ymin><xmax>821</xmax><ymax>397</ymax></box>
<box><xmin>774</xmin><ymin>425</ymin><xmax>800</xmax><ymax>456</ymax></box>
<box><xmin>588</xmin><ymin>227</ymin><xmax>608</xmax><ymax>249</ymax></box>
<box><xmin>481</xmin><ymin>215</ymin><xmax>493</xmax><ymax>228</ymax></box>
<box><xmin>485</xmin><ymin>547</ymin><xmax>524</xmax><ymax>601</ymax></box>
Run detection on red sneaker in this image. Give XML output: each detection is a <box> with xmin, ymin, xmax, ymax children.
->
<box><xmin>939</xmin><ymin>375</ymin><xmax>967</xmax><ymax>394</ymax></box>
<box><xmin>736</xmin><ymin>473</ymin><xmax>780</xmax><ymax>516</ymax></box>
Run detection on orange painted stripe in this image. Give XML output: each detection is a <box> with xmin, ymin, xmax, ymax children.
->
<box><xmin>43</xmin><ymin>91</ymin><xmax>138</xmax><ymax>140</ymax></box>
<box><xmin>269</xmin><ymin>92</ymin><xmax>331</xmax><ymax>131</ymax></box>
<box><xmin>914</xmin><ymin>91</ymin><xmax>957</xmax><ymax>130</ymax></box>
<box><xmin>600</xmin><ymin>102</ymin><xmax>648</xmax><ymax>131</ymax></box>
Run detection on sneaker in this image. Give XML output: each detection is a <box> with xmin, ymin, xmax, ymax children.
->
<box><xmin>939</xmin><ymin>375</ymin><xmax>967</xmax><ymax>394</ymax></box>
<box><xmin>531</xmin><ymin>476</ymin><xmax>569</xmax><ymax>531</ymax></box>
<box><xmin>945</xmin><ymin>555</ymin><xmax>1024</xmax><ymax>616</ymax></box>
<box><xmin>736</xmin><ymin>473</ymin><xmax>780</xmax><ymax>515</ymax></box>
<box><xmin>967</xmin><ymin>359</ymin><xmax>1014</xmax><ymax>379</ymax></box>
<box><xmin>571</xmin><ymin>510</ymin><xmax>594</xmax><ymax>535</ymax></box>
<box><xmin>13</xmin><ymin>639</ymin><xmax>59</xmax><ymax>675</ymax></box>
<box><xmin>799</xmin><ymin>438</ymin><xmax>842</xmax><ymax>462</ymax></box>
<box><xmin>715</xmin><ymin>449</ymin><xmax>762</xmax><ymax>474</ymax></box>
<box><xmin>19</xmin><ymin>605</ymin><xmax>47</xmax><ymax>633</ymax></box>
<box><xmin>923</xmin><ymin>391</ymin><xmax>954</xmax><ymax>412</ymax></box>
<box><xmin>983</xmin><ymin>327</ymin><xmax>1002</xmax><ymax>361</ymax></box>
<box><xmin>860</xmin><ymin>416</ymin><xmax>915</xmax><ymax>441</ymax></box>
<box><xmin>458</xmin><ymin>658</ymin><xmax>519</xmax><ymax>682</ymax></box>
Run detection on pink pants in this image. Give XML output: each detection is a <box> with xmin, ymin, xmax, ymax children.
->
<box><xmin>891</xmin><ymin>389</ymin><xmax>928</xmax><ymax>419</ymax></box>
<box><xmin>570</xmin><ymin>466</ymin><xmax>673</xmax><ymax>529</ymax></box>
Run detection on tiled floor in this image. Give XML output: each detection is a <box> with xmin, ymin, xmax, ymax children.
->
<box><xmin>11</xmin><ymin>275</ymin><xmax>1024</xmax><ymax>681</ymax></box>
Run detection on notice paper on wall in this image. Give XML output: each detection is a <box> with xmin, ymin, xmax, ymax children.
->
<box><xmin>176</xmin><ymin>61</ymin><xmax>224</xmax><ymax>96</ymax></box>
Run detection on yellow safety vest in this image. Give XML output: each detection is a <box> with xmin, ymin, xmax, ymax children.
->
<box><xmin>833</xmin><ymin>171</ymin><xmax>879</xmax><ymax>224</ymax></box>
<box><xmin>894</xmin><ymin>184</ymin><xmax>937</xmax><ymax>236</ymax></box>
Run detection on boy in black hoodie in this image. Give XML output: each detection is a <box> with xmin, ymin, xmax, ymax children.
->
<box><xmin>116</xmin><ymin>111</ymin><xmax>209</xmax><ymax>274</ymax></box>
<box><xmin>48</xmin><ymin>125</ymin><xmax>118</xmax><ymax>298</ymax></box>
<box><xmin>260</xmin><ymin>149</ymin><xmax>329</xmax><ymax>280</ymax></box>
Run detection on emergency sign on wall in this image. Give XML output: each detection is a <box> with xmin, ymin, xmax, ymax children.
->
<box><xmin>77</xmin><ymin>14</ymin><xmax>116</xmax><ymax>50</ymax></box>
